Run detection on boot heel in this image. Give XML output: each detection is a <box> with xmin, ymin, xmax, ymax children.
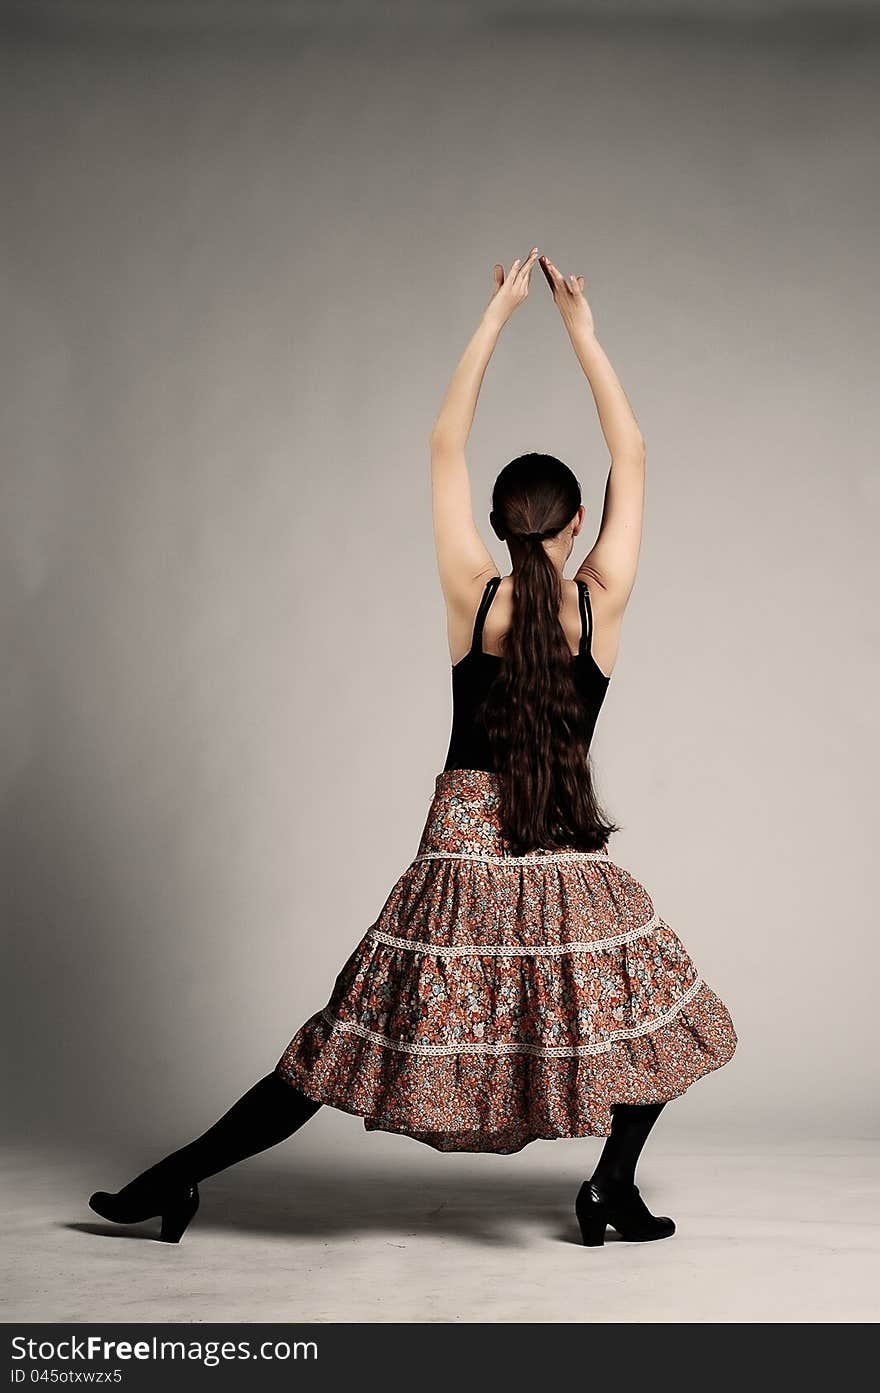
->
<box><xmin>159</xmin><ymin>1184</ymin><xmax>200</xmax><ymax>1243</ymax></box>
<box><xmin>576</xmin><ymin>1207</ymin><xmax>608</xmax><ymax>1246</ymax></box>
<box><xmin>575</xmin><ymin>1183</ymin><xmax>608</xmax><ymax>1247</ymax></box>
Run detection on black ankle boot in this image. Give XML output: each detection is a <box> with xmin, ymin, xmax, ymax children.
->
<box><xmin>88</xmin><ymin>1072</ymin><xmax>320</xmax><ymax>1244</ymax></box>
<box><xmin>575</xmin><ymin>1177</ymin><xmax>675</xmax><ymax>1246</ymax></box>
<box><xmin>89</xmin><ymin>1174</ymin><xmax>200</xmax><ymax>1244</ymax></box>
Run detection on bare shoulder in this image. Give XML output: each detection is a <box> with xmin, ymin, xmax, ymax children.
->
<box><xmin>573</xmin><ymin>564</ymin><xmax>626</xmax><ymax>681</ymax></box>
<box><xmin>445</xmin><ymin>566</ymin><xmax>502</xmax><ymax>665</ymax></box>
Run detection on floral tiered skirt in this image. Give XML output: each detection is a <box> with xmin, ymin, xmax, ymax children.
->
<box><xmin>275</xmin><ymin>769</ymin><xmax>737</xmax><ymax>1153</ymax></box>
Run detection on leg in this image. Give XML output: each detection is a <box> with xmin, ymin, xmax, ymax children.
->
<box><xmin>120</xmin><ymin>1071</ymin><xmax>321</xmax><ymax>1193</ymax></box>
<box><xmin>89</xmin><ymin>1071</ymin><xmax>321</xmax><ymax>1236</ymax></box>
<box><xmin>589</xmin><ymin>1101</ymin><xmax>666</xmax><ymax>1189</ymax></box>
<box><xmin>575</xmin><ymin>1102</ymin><xmax>675</xmax><ymax>1246</ymax></box>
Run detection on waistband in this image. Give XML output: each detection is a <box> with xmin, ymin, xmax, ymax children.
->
<box><xmin>418</xmin><ymin>767</ymin><xmax>610</xmax><ymax>862</ymax></box>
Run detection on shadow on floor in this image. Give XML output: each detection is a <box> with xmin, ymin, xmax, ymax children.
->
<box><xmin>66</xmin><ymin>1157</ymin><xmax>606</xmax><ymax>1248</ymax></box>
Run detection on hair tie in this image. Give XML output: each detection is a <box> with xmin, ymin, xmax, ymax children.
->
<box><xmin>525</xmin><ymin>530</ymin><xmax>544</xmax><ymax>541</ymax></box>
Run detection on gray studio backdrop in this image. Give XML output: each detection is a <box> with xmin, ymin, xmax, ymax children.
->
<box><xmin>2</xmin><ymin>1</ymin><xmax>878</xmax><ymax>1154</ymax></box>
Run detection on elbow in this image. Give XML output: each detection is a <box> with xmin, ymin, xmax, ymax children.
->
<box><xmin>613</xmin><ymin>436</ymin><xmax>646</xmax><ymax>468</ymax></box>
<box><xmin>430</xmin><ymin>425</ymin><xmax>457</xmax><ymax>452</ymax></box>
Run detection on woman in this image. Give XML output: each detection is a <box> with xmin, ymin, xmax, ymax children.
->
<box><xmin>89</xmin><ymin>248</ymin><xmax>736</xmax><ymax>1248</ymax></box>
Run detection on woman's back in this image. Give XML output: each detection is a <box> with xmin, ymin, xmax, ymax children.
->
<box><xmin>443</xmin><ymin>575</ymin><xmax>611</xmax><ymax>773</ymax></box>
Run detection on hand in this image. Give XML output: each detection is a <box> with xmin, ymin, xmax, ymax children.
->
<box><xmin>539</xmin><ymin>254</ymin><xmax>595</xmax><ymax>336</ymax></box>
<box><xmin>482</xmin><ymin>248</ymin><xmax>540</xmax><ymax>330</ymax></box>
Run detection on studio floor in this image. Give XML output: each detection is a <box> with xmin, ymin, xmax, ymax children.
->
<box><xmin>4</xmin><ymin>1125</ymin><xmax>879</xmax><ymax>1324</ymax></box>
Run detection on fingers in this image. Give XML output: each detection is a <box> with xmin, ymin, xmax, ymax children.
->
<box><xmin>538</xmin><ymin>254</ymin><xmax>557</xmax><ymax>291</ymax></box>
<box><xmin>492</xmin><ymin>247</ymin><xmax>540</xmax><ymax>301</ymax></box>
<box><xmin>539</xmin><ymin>255</ymin><xmax>585</xmax><ymax>298</ymax></box>
<box><xmin>540</xmin><ymin>254</ymin><xmax>566</xmax><ymax>293</ymax></box>
<box><xmin>516</xmin><ymin>246</ymin><xmax>540</xmax><ymax>288</ymax></box>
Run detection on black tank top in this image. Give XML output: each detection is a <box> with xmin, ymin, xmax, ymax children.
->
<box><xmin>443</xmin><ymin>575</ymin><xmax>610</xmax><ymax>773</ymax></box>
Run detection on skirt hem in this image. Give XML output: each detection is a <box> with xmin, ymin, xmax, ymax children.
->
<box><xmin>273</xmin><ymin>1060</ymin><xmax>724</xmax><ymax>1154</ymax></box>
<box><xmin>274</xmin><ymin>977</ymin><xmax>737</xmax><ymax>1155</ymax></box>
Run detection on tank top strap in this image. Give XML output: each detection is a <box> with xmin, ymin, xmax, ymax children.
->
<box><xmin>470</xmin><ymin>575</ymin><xmax>502</xmax><ymax>655</ymax></box>
<box><xmin>576</xmin><ymin>578</ymin><xmax>593</xmax><ymax>656</ymax></box>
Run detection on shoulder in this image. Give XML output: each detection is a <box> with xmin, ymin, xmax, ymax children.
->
<box><xmin>573</xmin><ymin>566</ymin><xmax>623</xmax><ymax>680</ymax></box>
<box><xmin>445</xmin><ymin>567</ymin><xmax>503</xmax><ymax>666</ymax></box>
<box><xmin>573</xmin><ymin>564</ymin><xmax>626</xmax><ymax>621</ymax></box>
<box><xmin>445</xmin><ymin>567</ymin><xmax>502</xmax><ymax>623</ymax></box>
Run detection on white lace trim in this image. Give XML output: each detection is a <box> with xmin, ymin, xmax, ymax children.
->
<box><xmin>368</xmin><ymin>910</ymin><xmax>662</xmax><ymax>958</ymax></box>
<box><xmin>412</xmin><ymin>849</ymin><xmax>612</xmax><ymax>866</ymax></box>
<box><xmin>319</xmin><ymin>976</ymin><xmax>704</xmax><ymax>1059</ymax></box>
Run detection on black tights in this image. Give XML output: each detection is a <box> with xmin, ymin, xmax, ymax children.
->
<box><xmin>118</xmin><ymin>1074</ymin><xmax>664</xmax><ymax>1198</ymax></box>
<box><xmin>120</xmin><ymin>1072</ymin><xmax>321</xmax><ymax>1196</ymax></box>
<box><xmin>589</xmin><ymin>1102</ymin><xmax>666</xmax><ymax>1189</ymax></box>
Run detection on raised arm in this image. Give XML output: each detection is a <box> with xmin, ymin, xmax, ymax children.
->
<box><xmin>430</xmin><ymin>250</ymin><xmax>540</xmax><ymax>629</ymax></box>
<box><xmin>539</xmin><ymin>256</ymin><xmax>646</xmax><ymax>615</ymax></box>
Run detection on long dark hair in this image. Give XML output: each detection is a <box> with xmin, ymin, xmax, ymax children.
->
<box><xmin>477</xmin><ymin>452</ymin><xmax>620</xmax><ymax>855</ymax></box>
